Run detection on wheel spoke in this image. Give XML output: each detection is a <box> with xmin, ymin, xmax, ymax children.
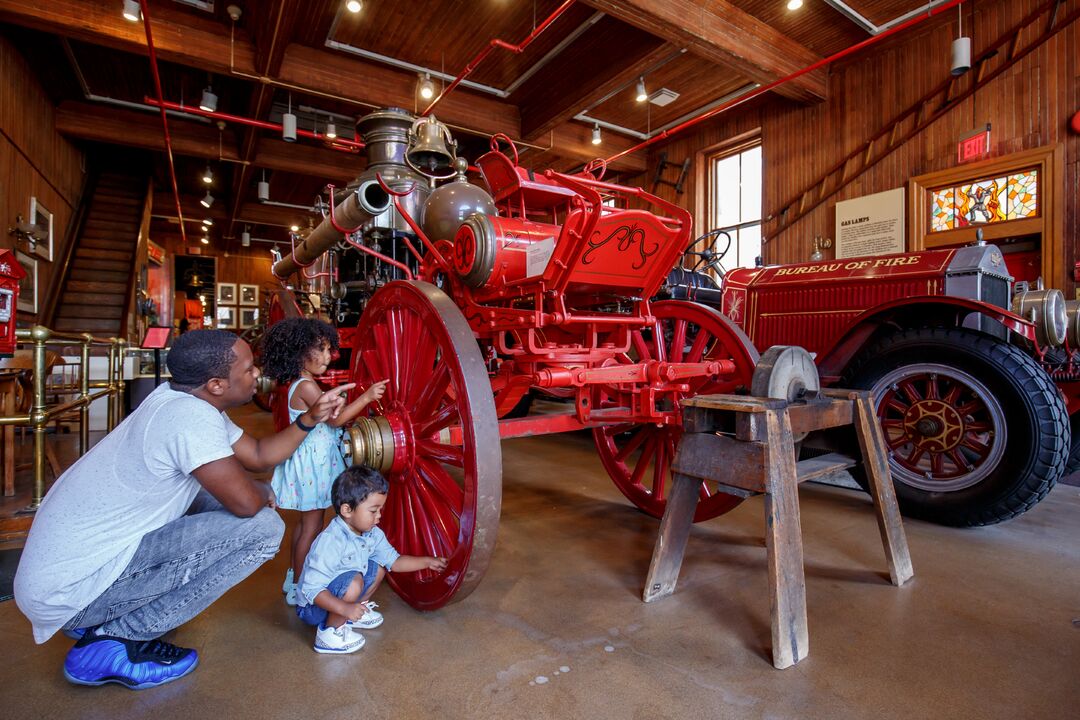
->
<box><xmin>629</xmin><ymin>434</ymin><xmax>658</xmax><ymax>491</ymax></box>
<box><xmin>413</xmin><ymin>473</ymin><xmax>459</xmax><ymax>555</ymax></box>
<box><xmin>947</xmin><ymin>449</ymin><xmax>970</xmax><ymax>471</ymax></box>
<box><xmin>898</xmin><ymin>380</ymin><xmax>923</xmax><ymax>402</ymax></box>
<box><xmin>684</xmin><ymin>327</ymin><xmax>710</xmax><ymax>364</ymax></box>
<box><xmin>403</xmin><ymin>329</ymin><xmax>439</xmax><ymax>406</ymax></box>
<box><xmin>669</xmin><ymin>319</ymin><xmax>688</xmax><ymax>362</ymax></box>
<box><xmin>650</xmin><ymin>319</ymin><xmax>667</xmax><ymax>362</ymax></box>
<box><xmin>926</xmin><ymin>375</ymin><xmax>940</xmax><ymax>400</ymax></box>
<box><xmin>930</xmin><ymin>452</ymin><xmax>944</xmax><ymax>475</ymax></box>
<box><xmin>416</xmin><ymin>457</ymin><xmax>464</xmax><ymax>515</ymax></box>
<box><xmin>965</xmin><ymin>421</ymin><xmax>993</xmax><ymax>432</ymax></box>
<box><xmin>631</xmin><ymin>330</ymin><xmax>651</xmax><ymax>362</ymax></box>
<box><xmin>652</xmin><ymin>436</ymin><xmax>668</xmax><ymax>500</ymax></box>
<box><xmin>413</xmin><ymin>363</ymin><xmax>451</xmax><ymax>424</ymax></box>
<box><xmin>904</xmin><ymin>447</ymin><xmax>925</xmax><ymax>466</ymax></box>
<box><xmin>418</xmin><ymin>438</ymin><xmax>465</xmax><ymax>467</ymax></box>
<box><xmin>614</xmin><ymin>427</ymin><xmax>649</xmax><ymax>462</ymax></box>
<box><xmin>961</xmin><ymin>436</ymin><xmax>991</xmax><ymax>457</ymax></box>
<box><xmin>943</xmin><ymin>382</ymin><xmax>962</xmax><ymax>406</ymax></box>
<box><xmin>883</xmin><ymin>396</ymin><xmax>909</xmax><ymax>414</ymax></box>
<box><xmin>419</xmin><ymin>401</ymin><xmax>461</xmax><ymax>436</ymax></box>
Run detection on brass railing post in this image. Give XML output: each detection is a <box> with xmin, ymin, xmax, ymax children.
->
<box><xmin>114</xmin><ymin>338</ymin><xmax>127</xmax><ymax>427</ymax></box>
<box><xmin>106</xmin><ymin>339</ymin><xmax>117</xmax><ymax>432</ymax></box>
<box><xmin>79</xmin><ymin>334</ymin><xmax>92</xmax><ymax>455</ymax></box>
<box><xmin>29</xmin><ymin>326</ymin><xmax>50</xmax><ymax>509</ymax></box>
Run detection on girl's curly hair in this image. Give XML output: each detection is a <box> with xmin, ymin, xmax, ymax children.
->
<box><xmin>258</xmin><ymin>317</ymin><xmax>339</xmax><ymax>384</ymax></box>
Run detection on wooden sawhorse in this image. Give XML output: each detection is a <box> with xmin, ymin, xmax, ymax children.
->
<box><xmin>642</xmin><ymin>388</ymin><xmax>914</xmax><ymax>669</ymax></box>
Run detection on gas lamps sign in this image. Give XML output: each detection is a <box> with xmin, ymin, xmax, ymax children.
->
<box><xmin>958</xmin><ymin>124</ymin><xmax>991</xmax><ymax>164</ymax></box>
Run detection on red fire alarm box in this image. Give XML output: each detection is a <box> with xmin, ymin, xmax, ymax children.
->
<box><xmin>0</xmin><ymin>249</ymin><xmax>26</xmax><ymax>357</ymax></box>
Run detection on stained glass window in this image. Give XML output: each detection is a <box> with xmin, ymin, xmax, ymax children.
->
<box><xmin>928</xmin><ymin>169</ymin><xmax>1039</xmax><ymax>232</ymax></box>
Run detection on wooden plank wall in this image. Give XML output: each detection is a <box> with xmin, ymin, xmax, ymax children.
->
<box><xmin>645</xmin><ymin>0</ymin><xmax>1079</xmax><ymax>289</ymax></box>
<box><xmin>0</xmin><ymin>35</ymin><xmax>85</xmax><ymax>322</ymax></box>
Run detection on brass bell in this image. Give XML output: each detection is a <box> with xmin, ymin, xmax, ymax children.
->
<box><xmin>406</xmin><ymin>115</ymin><xmax>457</xmax><ymax>177</ymax></box>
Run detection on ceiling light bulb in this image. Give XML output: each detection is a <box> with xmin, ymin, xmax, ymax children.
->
<box><xmin>203</xmin><ymin>218</ymin><xmax>213</xmax><ymax>226</ymax></box>
<box><xmin>346</xmin><ymin>0</ymin><xmax>362</xmax><ymax>13</ymax></box>
<box><xmin>200</xmin><ymin>191</ymin><xmax>214</xmax><ymax>208</ymax></box>
<box><xmin>591</xmin><ymin>124</ymin><xmax>602</xmax><ymax>145</ymax></box>
<box><xmin>635</xmin><ymin>77</ymin><xmax>647</xmax><ymax>103</ymax></box>
<box><xmin>325</xmin><ymin>122</ymin><xmax>337</xmax><ymax>139</ymax></box>
<box><xmin>241</xmin><ymin>230</ymin><xmax>251</xmax><ymax>247</ymax></box>
<box><xmin>202</xmin><ymin>166</ymin><xmax>213</xmax><ymax>184</ymax></box>
<box><xmin>418</xmin><ymin>73</ymin><xmax>435</xmax><ymax>101</ymax></box>
<box><xmin>290</xmin><ymin>224</ymin><xmax>300</xmax><ymax>232</ymax></box>
<box><xmin>122</xmin><ymin>0</ymin><xmax>141</xmax><ymax>22</ymax></box>
<box><xmin>199</xmin><ymin>87</ymin><xmax>218</xmax><ymax>113</ymax></box>
<box><xmin>200</xmin><ymin>236</ymin><xmax>209</xmax><ymax>245</ymax></box>
<box><xmin>786</xmin><ymin>0</ymin><xmax>804</xmax><ymax>10</ymax></box>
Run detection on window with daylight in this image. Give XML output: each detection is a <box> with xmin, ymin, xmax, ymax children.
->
<box><xmin>929</xmin><ymin>169</ymin><xmax>1039</xmax><ymax>232</ymax></box>
<box><xmin>708</xmin><ymin>143</ymin><xmax>762</xmax><ymax>269</ymax></box>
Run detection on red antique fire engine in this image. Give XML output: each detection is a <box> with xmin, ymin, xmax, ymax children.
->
<box><xmin>273</xmin><ymin>123</ymin><xmax>761</xmax><ymax>611</ymax></box>
<box><xmin>659</xmin><ymin>237</ymin><xmax>1073</xmax><ymax>528</ymax></box>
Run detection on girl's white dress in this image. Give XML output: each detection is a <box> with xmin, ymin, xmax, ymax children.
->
<box><xmin>271</xmin><ymin>378</ymin><xmax>346</xmax><ymax>511</ymax></box>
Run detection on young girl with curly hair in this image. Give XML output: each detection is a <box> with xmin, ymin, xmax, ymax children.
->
<box><xmin>260</xmin><ymin>318</ymin><xmax>387</xmax><ymax>605</ymax></box>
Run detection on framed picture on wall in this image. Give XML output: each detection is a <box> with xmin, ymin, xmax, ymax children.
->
<box><xmin>15</xmin><ymin>250</ymin><xmax>37</xmax><ymax>313</ymax></box>
<box><xmin>216</xmin><ymin>283</ymin><xmax>236</xmax><ymax>304</ymax></box>
<box><xmin>239</xmin><ymin>307</ymin><xmax>259</xmax><ymax>328</ymax></box>
<box><xmin>217</xmin><ymin>306</ymin><xmax>237</xmax><ymax>329</ymax></box>
<box><xmin>239</xmin><ymin>284</ymin><xmax>259</xmax><ymax>306</ymax></box>
<box><xmin>29</xmin><ymin>197</ymin><xmax>53</xmax><ymax>262</ymax></box>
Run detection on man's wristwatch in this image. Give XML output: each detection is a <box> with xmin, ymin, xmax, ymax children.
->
<box><xmin>295</xmin><ymin>415</ymin><xmax>316</xmax><ymax>432</ymax></box>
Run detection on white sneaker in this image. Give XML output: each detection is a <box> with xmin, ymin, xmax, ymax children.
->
<box><xmin>314</xmin><ymin>624</ymin><xmax>365</xmax><ymax>654</ymax></box>
<box><xmin>346</xmin><ymin>601</ymin><xmax>384</xmax><ymax>630</ymax></box>
<box><xmin>282</xmin><ymin>568</ymin><xmax>294</xmax><ymax>594</ymax></box>
<box><xmin>285</xmin><ymin>586</ymin><xmax>299</xmax><ymax>606</ymax></box>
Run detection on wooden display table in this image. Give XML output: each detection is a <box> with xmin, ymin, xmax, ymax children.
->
<box><xmin>643</xmin><ymin>388</ymin><xmax>913</xmax><ymax>669</ymax></box>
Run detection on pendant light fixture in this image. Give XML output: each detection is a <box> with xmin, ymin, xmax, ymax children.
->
<box><xmin>951</xmin><ymin>3</ymin><xmax>971</xmax><ymax>76</ymax></box>
<box><xmin>282</xmin><ymin>94</ymin><xmax>297</xmax><ymax>142</ymax></box>
<box><xmin>591</xmin><ymin>123</ymin><xmax>602</xmax><ymax>145</ymax></box>
<box><xmin>635</xmin><ymin>77</ymin><xmax>647</xmax><ymax>103</ymax></box>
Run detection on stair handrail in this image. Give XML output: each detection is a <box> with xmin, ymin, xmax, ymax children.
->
<box><xmin>122</xmin><ymin>177</ymin><xmax>155</xmax><ymax>342</ymax></box>
<box><xmin>43</xmin><ymin>166</ymin><xmax>100</xmax><ymax>326</ymax></box>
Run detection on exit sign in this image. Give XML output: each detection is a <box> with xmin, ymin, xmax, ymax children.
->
<box><xmin>958</xmin><ymin>124</ymin><xmax>991</xmax><ymax>164</ymax></box>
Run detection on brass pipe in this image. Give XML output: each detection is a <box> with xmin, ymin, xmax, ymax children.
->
<box><xmin>30</xmin><ymin>326</ymin><xmax>50</xmax><ymax>509</ymax></box>
<box><xmin>0</xmin><ymin>415</ymin><xmax>32</xmax><ymax>426</ymax></box>
<box><xmin>114</xmin><ymin>338</ymin><xmax>127</xmax><ymax>428</ymax></box>
<box><xmin>80</xmin><ymin>335</ymin><xmax>91</xmax><ymax>455</ymax></box>
<box><xmin>106</xmin><ymin>340</ymin><xmax>117</xmax><ymax>432</ymax></box>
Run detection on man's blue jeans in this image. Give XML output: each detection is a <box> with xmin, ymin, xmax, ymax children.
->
<box><xmin>62</xmin><ymin>490</ymin><xmax>284</xmax><ymax>641</ymax></box>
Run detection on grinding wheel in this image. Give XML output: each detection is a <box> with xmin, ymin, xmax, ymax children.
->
<box><xmin>752</xmin><ymin>346</ymin><xmax>820</xmax><ymax>442</ymax></box>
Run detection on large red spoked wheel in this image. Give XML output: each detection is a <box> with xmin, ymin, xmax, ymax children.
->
<box><xmin>351</xmin><ymin>281</ymin><xmax>501</xmax><ymax>610</ymax></box>
<box><xmin>593</xmin><ymin>301</ymin><xmax>759</xmax><ymax>522</ymax></box>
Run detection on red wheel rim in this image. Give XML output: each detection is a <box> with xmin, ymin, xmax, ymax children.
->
<box><xmin>352</xmin><ymin>281</ymin><xmax>501</xmax><ymax>610</ymax></box>
<box><xmin>593</xmin><ymin>301</ymin><xmax>759</xmax><ymax>522</ymax></box>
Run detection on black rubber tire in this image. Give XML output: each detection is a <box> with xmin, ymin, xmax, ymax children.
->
<box><xmin>843</xmin><ymin>327</ymin><xmax>1068</xmax><ymax>526</ymax></box>
<box><xmin>1066</xmin><ymin>414</ymin><xmax>1080</xmax><ymax>475</ymax></box>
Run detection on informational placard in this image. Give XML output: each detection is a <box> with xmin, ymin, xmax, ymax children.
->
<box><xmin>835</xmin><ymin>187</ymin><xmax>906</xmax><ymax>259</ymax></box>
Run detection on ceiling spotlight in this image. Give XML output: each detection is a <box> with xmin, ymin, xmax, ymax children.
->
<box><xmin>258</xmin><ymin>171</ymin><xmax>270</xmax><ymax>201</ymax></box>
<box><xmin>346</xmin><ymin>0</ymin><xmax>362</xmax><ymax>13</ymax></box>
<box><xmin>290</xmin><ymin>224</ymin><xmax>300</xmax><ymax>232</ymax></box>
<box><xmin>282</xmin><ymin>111</ymin><xmax>297</xmax><ymax>142</ymax></box>
<box><xmin>418</xmin><ymin>73</ymin><xmax>435</xmax><ymax>101</ymax></box>
<box><xmin>241</xmin><ymin>227</ymin><xmax>251</xmax><ymax>247</ymax></box>
<box><xmin>203</xmin><ymin>218</ymin><xmax>214</xmax><ymax>226</ymax></box>
<box><xmin>325</xmin><ymin>122</ymin><xmax>337</xmax><ymax>139</ymax></box>
<box><xmin>786</xmin><ymin>0</ymin><xmax>804</xmax><ymax>10</ymax></box>
<box><xmin>202</xmin><ymin>166</ymin><xmax>213</xmax><ymax>184</ymax></box>
<box><xmin>200</xmin><ymin>236</ymin><xmax>209</xmax><ymax>245</ymax></box>
<box><xmin>591</xmin><ymin>124</ymin><xmax>602</xmax><ymax>146</ymax></box>
<box><xmin>635</xmin><ymin>77</ymin><xmax>647</xmax><ymax>103</ymax></box>
<box><xmin>200</xmin><ymin>191</ymin><xmax>214</xmax><ymax>209</ymax></box>
<box><xmin>199</xmin><ymin>86</ymin><xmax>218</xmax><ymax>113</ymax></box>
<box><xmin>122</xmin><ymin>0</ymin><xmax>141</xmax><ymax>22</ymax></box>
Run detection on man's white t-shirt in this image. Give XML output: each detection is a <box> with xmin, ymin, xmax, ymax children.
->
<box><xmin>14</xmin><ymin>383</ymin><xmax>244</xmax><ymax>643</ymax></box>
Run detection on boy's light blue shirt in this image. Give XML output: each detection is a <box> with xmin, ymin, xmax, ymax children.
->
<box><xmin>297</xmin><ymin>516</ymin><xmax>401</xmax><ymax>607</ymax></box>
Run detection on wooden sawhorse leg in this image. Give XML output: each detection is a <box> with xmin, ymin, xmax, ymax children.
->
<box><xmin>642</xmin><ymin>469</ymin><xmax>700</xmax><ymax>604</ymax></box>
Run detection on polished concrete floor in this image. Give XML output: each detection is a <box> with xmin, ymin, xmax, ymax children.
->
<box><xmin>1</xmin><ymin>404</ymin><xmax>1078</xmax><ymax>719</ymax></box>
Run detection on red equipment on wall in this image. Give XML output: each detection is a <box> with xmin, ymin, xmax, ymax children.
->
<box><xmin>0</xmin><ymin>249</ymin><xmax>26</xmax><ymax>357</ymax></box>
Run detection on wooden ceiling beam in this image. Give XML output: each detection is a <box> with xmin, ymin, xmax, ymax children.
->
<box><xmin>55</xmin><ymin>102</ymin><xmax>362</xmax><ymax>180</ymax></box>
<box><xmin>580</xmin><ymin>0</ymin><xmax>827</xmax><ymax>103</ymax></box>
<box><xmin>152</xmin><ymin>193</ymin><xmax>314</xmax><ymax>231</ymax></box>
<box><xmin>517</xmin><ymin>20</ymin><xmax>671</xmax><ymax>141</ymax></box>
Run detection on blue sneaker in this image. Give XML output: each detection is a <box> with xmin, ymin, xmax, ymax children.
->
<box><xmin>62</xmin><ymin>627</ymin><xmax>87</xmax><ymax>640</ymax></box>
<box><xmin>63</xmin><ymin>633</ymin><xmax>199</xmax><ymax>690</ymax></box>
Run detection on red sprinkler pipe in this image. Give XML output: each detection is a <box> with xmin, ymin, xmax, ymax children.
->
<box><xmin>144</xmin><ymin>98</ymin><xmax>366</xmax><ymax>152</ymax></box>
<box><xmin>605</xmin><ymin>0</ymin><xmax>966</xmax><ymax>165</ymax></box>
<box><xmin>421</xmin><ymin>0</ymin><xmax>576</xmax><ymax>117</ymax></box>
<box><xmin>139</xmin><ymin>0</ymin><xmax>186</xmax><ymax>243</ymax></box>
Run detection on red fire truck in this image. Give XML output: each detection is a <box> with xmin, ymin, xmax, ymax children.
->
<box><xmin>685</xmin><ymin>243</ymin><xmax>1074</xmax><ymax>527</ymax></box>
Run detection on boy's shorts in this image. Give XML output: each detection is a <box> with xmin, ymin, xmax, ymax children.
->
<box><xmin>296</xmin><ymin>562</ymin><xmax>381</xmax><ymax>627</ymax></box>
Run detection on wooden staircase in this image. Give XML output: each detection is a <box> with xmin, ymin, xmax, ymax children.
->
<box><xmin>52</xmin><ymin>171</ymin><xmax>146</xmax><ymax>336</ymax></box>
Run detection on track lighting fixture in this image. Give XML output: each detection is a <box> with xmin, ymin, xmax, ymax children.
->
<box><xmin>282</xmin><ymin>94</ymin><xmax>297</xmax><ymax>142</ymax></box>
<box><xmin>418</xmin><ymin>73</ymin><xmax>435</xmax><ymax>101</ymax></box>
<box><xmin>200</xmin><ymin>191</ymin><xmax>214</xmax><ymax>209</ymax></box>
<box><xmin>635</xmin><ymin>77</ymin><xmax>647</xmax><ymax>103</ymax></box>
<box><xmin>122</xmin><ymin>0</ymin><xmax>141</xmax><ymax>22</ymax></box>
<box><xmin>325</xmin><ymin>122</ymin><xmax>337</xmax><ymax>139</ymax></box>
<box><xmin>258</xmin><ymin>170</ymin><xmax>270</xmax><ymax>201</ymax></box>
<box><xmin>346</xmin><ymin>0</ymin><xmax>362</xmax><ymax>13</ymax></box>
<box><xmin>202</xmin><ymin>166</ymin><xmax>213</xmax><ymax>184</ymax></box>
<box><xmin>591</xmin><ymin>124</ymin><xmax>602</xmax><ymax>145</ymax></box>
<box><xmin>199</xmin><ymin>86</ymin><xmax>218</xmax><ymax>113</ymax></box>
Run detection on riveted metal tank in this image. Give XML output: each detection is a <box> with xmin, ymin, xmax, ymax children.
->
<box><xmin>353</xmin><ymin>107</ymin><xmax>431</xmax><ymax>233</ymax></box>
